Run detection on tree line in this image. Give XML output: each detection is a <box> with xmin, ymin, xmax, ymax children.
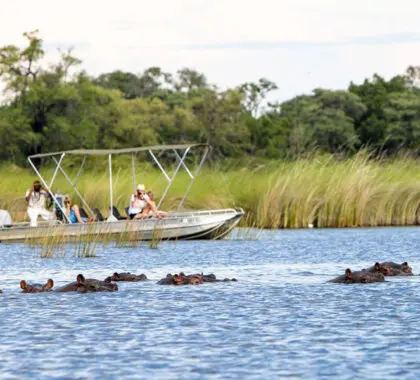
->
<box><xmin>1</xmin><ymin>31</ymin><xmax>420</xmax><ymax>165</ymax></box>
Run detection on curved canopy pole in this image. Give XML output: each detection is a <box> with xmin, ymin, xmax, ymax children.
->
<box><xmin>131</xmin><ymin>153</ymin><xmax>136</xmax><ymax>193</ymax></box>
<box><xmin>73</xmin><ymin>156</ymin><xmax>87</xmax><ymax>186</ymax></box>
<box><xmin>49</xmin><ymin>153</ymin><xmax>65</xmax><ymax>189</ymax></box>
<box><xmin>177</xmin><ymin>145</ymin><xmax>210</xmax><ymax>210</ymax></box>
<box><xmin>51</xmin><ymin>156</ymin><xmax>95</xmax><ymax>218</ymax></box>
<box><xmin>148</xmin><ymin>145</ymin><xmax>210</xmax><ymax>210</ymax></box>
<box><xmin>150</xmin><ymin>147</ymin><xmax>191</xmax><ymax>209</ymax></box>
<box><xmin>108</xmin><ymin>154</ymin><xmax>118</xmax><ymax>222</ymax></box>
<box><xmin>27</xmin><ymin>143</ymin><xmax>211</xmax><ymax>216</ymax></box>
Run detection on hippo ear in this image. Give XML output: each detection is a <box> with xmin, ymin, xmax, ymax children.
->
<box><xmin>113</xmin><ymin>272</ymin><xmax>119</xmax><ymax>278</ymax></box>
<box><xmin>374</xmin><ymin>263</ymin><xmax>380</xmax><ymax>270</ymax></box>
<box><xmin>402</xmin><ymin>262</ymin><xmax>408</xmax><ymax>266</ymax></box>
<box><xmin>166</xmin><ymin>274</ymin><xmax>172</xmax><ymax>279</ymax></box>
<box><xmin>345</xmin><ymin>269</ymin><xmax>352</xmax><ymax>279</ymax></box>
<box><xmin>20</xmin><ymin>280</ymin><xmax>26</xmax><ymax>289</ymax></box>
<box><xmin>77</xmin><ymin>274</ymin><xmax>85</xmax><ymax>284</ymax></box>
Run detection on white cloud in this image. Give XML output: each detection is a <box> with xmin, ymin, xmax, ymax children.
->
<box><xmin>1</xmin><ymin>0</ymin><xmax>420</xmax><ymax>101</ymax></box>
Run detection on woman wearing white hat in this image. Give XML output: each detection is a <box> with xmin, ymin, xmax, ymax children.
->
<box><xmin>128</xmin><ymin>184</ymin><xmax>149</xmax><ymax>219</ymax></box>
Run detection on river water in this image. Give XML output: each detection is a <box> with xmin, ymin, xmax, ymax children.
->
<box><xmin>0</xmin><ymin>227</ymin><xmax>420</xmax><ymax>379</ymax></box>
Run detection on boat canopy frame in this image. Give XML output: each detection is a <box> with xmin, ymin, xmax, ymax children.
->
<box><xmin>27</xmin><ymin>144</ymin><xmax>211</xmax><ymax>224</ymax></box>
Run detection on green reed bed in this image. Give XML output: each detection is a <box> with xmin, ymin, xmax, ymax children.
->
<box><xmin>23</xmin><ymin>221</ymin><xmax>166</xmax><ymax>258</ymax></box>
<box><xmin>1</xmin><ymin>152</ymin><xmax>419</xmax><ymax>229</ymax></box>
<box><xmin>24</xmin><ymin>225</ymin><xmax>102</xmax><ymax>258</ymax></box>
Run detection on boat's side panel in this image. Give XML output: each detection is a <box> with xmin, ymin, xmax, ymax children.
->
<box><xmin>0</xmin><ymin>210</ymin><xmax>244</xmax><ymax>242</ymax></box>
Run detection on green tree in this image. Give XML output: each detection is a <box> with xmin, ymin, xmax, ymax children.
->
<box><xmin>382</xmin><ymin>91</ymin><xmax>420</xmax><ymax>152</ymax></box>
<box><xmin>278</xmin><ymin>89</ymin><xmax>366</xmax><ymax>154</ymax></box>
<box><xmin>0</xmin><ymin>30</ymin><xmax>44</xmax><ymax>96</ymax></box>
<box><xmin>349</xmin><ymin>74</ymin><xmax>407</xmax><ymax>149</ymax></box>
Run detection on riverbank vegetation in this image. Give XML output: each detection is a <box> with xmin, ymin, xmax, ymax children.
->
<box><xmin>2</xmin><ymin>152</ymin><xmax>420</xmax><ymax>228</ymax></box>
<box><xmin>1</xmin><ymin>31</ymin><xmax>420</xmax><ymax>229</ymax></box>
<box><xmin>1</xmin><ymin>31</ymin><xmax>420</xmax><ymax>163</ymax></box>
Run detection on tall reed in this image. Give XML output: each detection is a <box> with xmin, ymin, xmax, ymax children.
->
<box><xmin>2</xmin><ymin>152</ymin><xmax>420</xmax><ymax>229</ymax></box>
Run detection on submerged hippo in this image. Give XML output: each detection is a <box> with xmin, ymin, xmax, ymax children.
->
<box><xmin>368</xmin><ymin>262</ymin><xmax>413</xmax><ymax>276</ymax></box>
<box><xmin>157</xmin><ymin>273</ymin><xmax>202</xmax><ymax>285</ymax></box>
<box><xmin>104</xmin><ymin>272</ymin><xmax>148</xmax><ymax>282</ymax></box>
<box><xmin>157</xmin><ymin>272</ymin><xmax>237</xmax><ymax>285</ymax></box>
<box><xmin>55</xmin><ymin>274</ymin><xmax>118</xmax><ymax>293</ymax></box>
<box><xmin>20</xmin><ymin>279</ymin><xmax>54</xmax><ymax>293</ymax></box>
<box><xmin>329</xmin><ymin>268</ymin><xmax>385</xmax><ymax>284</ymax></box>
<box><xmin>197</xmin><ymin>273</ymin><xmax>237</xmax><ymax>283</ymax></box>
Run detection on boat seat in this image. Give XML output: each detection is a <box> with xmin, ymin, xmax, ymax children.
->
<box><xmin>112</xmin><ymin>206</ymin><xmax>127</xmax><ymax>220</ymax></box>
<box><xmin>93</xmin><ymin>208</ymin><xmax>105</xmax><ymax>222</ymax></box>
<box><xmin>55</xmin><ymin>208</ymin><xmax>65</xmax><ymax>222</ymax></box>
<box><xmin>79</xmin><ymin>208</ymin><xmax>89</xmax><ymax>219</ymax></box>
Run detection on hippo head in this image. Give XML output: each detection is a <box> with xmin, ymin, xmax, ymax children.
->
<box><xmin>189</xmin><ymin>277</ymin><xmax>201</xmax><ymax>285</ymax></box>
<box><xmin>373</xmin><ymin>263</ymin><xmax>391</xmax><ymax>276</ymax></box>
<box><xmin>173</xmin><ymin>274</ymin><xmax>183</xmax><ymax>286</ymax></box>
<box><xmin>20</xmin><ymin>280</ymin><xmax>28</xmax><ymax>290</ymax></box>
<box><xmin>345</xmin><ymin>268</ymin><xmax>352</xmax><ymax>281</ymax></box>
<box><xmin>401</xmin><ymin>262</ymin><xmax>412</xmax><ymax>274</ymax></box>
<box><xmin>77</xmin><ymin>274</ymin><xmax>85</xmax><ymax>284</ymax></box>
<box><xmin>383</xmin><ymin>265</ymin><xmax>392</xmax><ymax>275</ymax></box>
<box><xmin>76</xmin><ymin>274</ymin><xmax>94</xmax><ymax>292</ymax></box>
<box><xmin>76</xmin><ymin>274</ymin><xmax>104</xmax><ymax>292</ymax></box>
<box><xmin>373</xmin><ymin>263</ymin><xmax>381</xmax><ymax>272</ymax></box>
<box><xmin>43</xmin><ymin>279</ymin><xmax>54</xmax><ymax>291</ymax></box>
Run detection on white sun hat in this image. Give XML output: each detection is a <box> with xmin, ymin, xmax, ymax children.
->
<box><xmin>137</xmin><ymin>184</ymin><xmax>146</xmax><ymax>191</ymax></box>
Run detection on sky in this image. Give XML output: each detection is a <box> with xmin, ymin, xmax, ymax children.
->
<box><xmin>1</xmin><ymin>0</ymin><xmax>420</xmax><ymax>103</ymax></box>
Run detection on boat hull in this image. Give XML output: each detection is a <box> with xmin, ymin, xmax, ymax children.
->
<box><xmin>0</xmin><ymin>209</ymin><xmax>244</xmax><ymax>243</ymax></box>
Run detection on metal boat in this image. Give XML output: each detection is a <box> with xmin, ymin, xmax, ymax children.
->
<box><xmin>0</xmin><ymin>144</ymin><xmax>244</xmax><ymax>242</ymax></box>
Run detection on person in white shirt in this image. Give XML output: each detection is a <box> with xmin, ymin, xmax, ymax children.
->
<box><xmin>128</xmin><ymin>184</ymin><xmax>149</xmax><ymax>219</ymax></box>
<box><xmin>25</xmin><ymin>180</ymin><xmax>54</xmax><ymax>227</ymax></box>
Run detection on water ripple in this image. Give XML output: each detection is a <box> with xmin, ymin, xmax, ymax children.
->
<box><xmin>0</xmin><ymin>227</ymin><xmax>420</xmax><ymax>379</ymax></box>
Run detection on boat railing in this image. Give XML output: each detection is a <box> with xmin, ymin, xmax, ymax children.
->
<box><xmin>0</xmin><ymin>208</ymin><xmax>244</xmax><ymax>230</ymax></box>
<box><xmin>167</xmin><ymin>208</ymin><xmax>244</xmax><ymax>218</ymax></box>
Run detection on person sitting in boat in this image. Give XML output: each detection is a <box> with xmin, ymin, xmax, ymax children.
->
<box><xmin>143</xmin><ymin>191</ymin><xmax>168</xmax><ymax>218</ymax></box>
<box><xmin>64</xmin><ymin>197</ymin><xmax>90</xmax><ymax>223</ymax></box>
<box><xmin>128</xmin><ymin>184</ymin><xmax>149</xmax><ymax>219</ymax></box>
<box><xmin>25</xmin><ymin>180</ymin><xmax>54</xmax><ymax>227</ymax></box>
